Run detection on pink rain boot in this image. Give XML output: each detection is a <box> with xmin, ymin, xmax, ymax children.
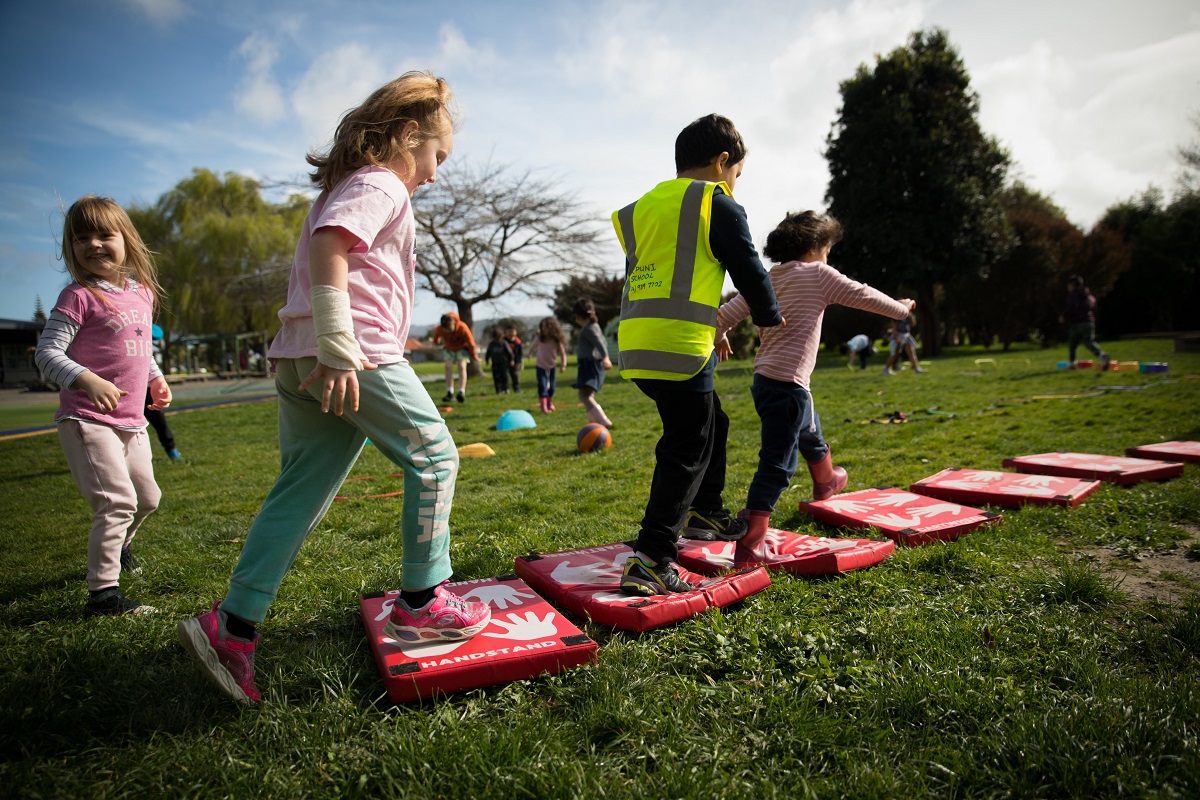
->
<box><xmin>539</xmin><ymin>396</ymin><xmax>550</xmax><ymax>413</ymax></box>
<box><xmin>733</xmin><ymin>509</ymin><xmax>772</xmax><ymax>569</ymax></box>
<box><xmin>807</xmin><ymin>449</ymin><xmax>848</xmax><ymax>502</ymax></box>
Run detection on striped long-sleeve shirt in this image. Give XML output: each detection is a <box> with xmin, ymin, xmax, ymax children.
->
<box><xmin>716</xmin><ymin>260</ymin><xmax>910</xmax><ymax>390</ymax></box>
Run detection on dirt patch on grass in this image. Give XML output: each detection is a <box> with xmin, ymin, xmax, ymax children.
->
<box><xmin>1064</xmin><ymin>526</ymin><xmax>1200</xmax><ymax>605</ymax></box>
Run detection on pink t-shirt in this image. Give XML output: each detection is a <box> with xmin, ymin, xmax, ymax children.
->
<box><xmin>717</xmin><ymin>260</ymin><xmax>910</xmax><ymax>390</ymax></box>
<box><xmin>530</xmin><ymin>334</ymin><xmax>567</xmax><ymax>370</ymax></box>
<box><xmin>52</xmin><ymin>282</ymin><xmax>158</xmax><ymax>428</ymax></box>
<box><xmin>269</xmin><ymin>166</ymin><xmax>417</xmax><ymax>365</ymax></box>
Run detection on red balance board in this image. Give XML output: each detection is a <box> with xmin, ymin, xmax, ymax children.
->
<box><xmin>910</xmin><ymin>468</ymin><xmax>1101</xmax><ymax>508</ymax></box>
<box><xmin>513</xmin><ymin>542</ymin><xmax>770</xmax><ymax>633</ymax></box>
<box><xmin>1124</xmin><ymin>441</ymin><xmax>1200</xmax><ymax>464</ymax></box>
<box><xmin>1001</xmin><ymin>452</ymin><xmax>1184</xmax><ymax>485</ymax></box>
<box><xmin>677</xmin><ymin>529</ymin><xmax>893</xmax><ymax>576</ymax></box>
<box><xmin>798</xmin><ymin>487</ymin><xmax>1001</xmax><ymax>546</ymax></box>
<box><xmin>360</xmin><ymin>576</ymin><xmax>597</xmax><ymax>703</ymax></box>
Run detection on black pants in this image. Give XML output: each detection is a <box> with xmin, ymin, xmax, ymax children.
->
<box><xmin>632</xmin><ymin>380</ymin><xmax>728</xmax><ymax>565</ymax></box>
<box><xmin>144</xmin><ymin>388</ymin><xmax>175</xmax><ymax>453</ymax></box>
<box><xmin>508</xmin><ymin>366</ymin><xmax>520</xmax><ymax>391</ymax></box>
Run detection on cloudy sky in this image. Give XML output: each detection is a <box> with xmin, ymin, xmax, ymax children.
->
<box><xmin>1</xmin><ymin>0</ymin><xmax>1197</xmax><ymax>327</ymax></box>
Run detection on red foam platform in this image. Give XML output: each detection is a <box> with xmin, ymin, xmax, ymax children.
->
<box><xmin>360</xmin><ymin>576</ymin><xmax>597</xmax><ymax>703</ymax></box>
<box><xmin>1001</xmin><ymin>452</ymin><xmax>1185</xmax><ymax>485</ymax></box>
<box><xmin>798</xmin><ymin>487</ymin><xmax>1001</xmax><ymax>546</ymax></box>
<box><xmin>910</xmin><ymin>468</ymin><xmax>1102</xmax><ymax>508</ymax></box>
<box><xmin>1124</xmin><ymin>441</ymin><xmax>1200</xmax><ymax>464</ymax></box>
<box><xmin>513</xmin><ymin>542</ymin><xmax>770</xmax><ymax>633</ymax></box>
<box><xmin>677</xmin><ymin>528</ymin><xmax>893</xmax><ymax>576</ymax></box>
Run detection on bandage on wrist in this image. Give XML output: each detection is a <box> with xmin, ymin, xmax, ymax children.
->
<box><xmin>310</xmin><ymin>285</ymin><xmax>368</xmax><ymax>370</ymax></box>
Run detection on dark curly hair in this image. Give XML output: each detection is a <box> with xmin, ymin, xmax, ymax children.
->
<box><xmin>762</xmin><ymin>211</ymin><xmax>844</xmax><ymax>264</ymax></box>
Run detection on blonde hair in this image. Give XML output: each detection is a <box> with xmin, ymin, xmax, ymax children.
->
<box><xmin>307</xmin><ymin>71</ymin><xmax>456</xmax><ymax>192</ymax></box>
<box><xmin>61</xmin><ymin>195</ymin><xmax>163</xmax><ymax>309</ymax></box>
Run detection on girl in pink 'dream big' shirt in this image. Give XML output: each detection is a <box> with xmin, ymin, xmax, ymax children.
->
<box><xmin>34</xmin><ymin>196</ymin><xmax>172</xmax><ymax>618</ymax></box>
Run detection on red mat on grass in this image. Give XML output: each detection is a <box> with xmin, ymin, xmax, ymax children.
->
<box><xmin>360</xmin><ymin>576</ymin><xmax>597</xmax><ymax>703</ymax></box>
<box><xmin>798</xmin><ymin>487</ymin><xmax>1001</xmax><ymax>546</ymax></box>
<box><xmin>910</xmin><ymin>468</ymin><xmax>1101</xmax><ymax>508</ymax></box>
<box><xmin>1124</xmin><ymin>441</ymin><xmax>1200</xmax><ymax>464</ymax></box>
<box><xmin>676</xmin><ymin>529</ymin><xmax>893</xmax><ymax>576</ymax></box>
<box><xmin>1001</xmin><ymin>452</ymin><xmax>1184</xmax><ymax>485</ymax></box>
<box><xmin>513</xmin><ymin>542</ymin><xmax>770</xmax><ymax>633</ymax></box>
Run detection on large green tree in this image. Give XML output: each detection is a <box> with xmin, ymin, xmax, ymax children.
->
<box><xmin>129</xmin><ymin>170</ymin><xmax>309</xmax><ymax>344</ymax></box>
<box><xmin>825</xmin><ymin>28</ymin><xmax>1010</xmax><ymax>356</ymax></box>
<box><xmin>1098</xmin><ymin>188</ymin><xmax>1199</xmax><ymax>336</ymax></box>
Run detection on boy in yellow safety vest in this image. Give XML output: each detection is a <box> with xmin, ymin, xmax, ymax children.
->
<box><xmin>613</xmin><ymin>114</ymin><xmax>783</xmax><ymax>595</ymax></box>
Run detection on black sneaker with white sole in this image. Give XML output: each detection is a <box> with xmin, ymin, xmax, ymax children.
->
<box><xmin>680</xmin><ymin>508</ymin><xmax>748</xmax><ymax>541</ymax></box>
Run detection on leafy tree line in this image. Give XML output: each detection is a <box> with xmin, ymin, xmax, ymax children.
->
<box><xmin>822</xmin><ymin>28</ymin><xmax>1199</xmax><ymax>353</ymax></box>
<box><xmin>112</xmin><ymin>30</ymin><xmax>1194</xmax><ymax>368</ymax></box>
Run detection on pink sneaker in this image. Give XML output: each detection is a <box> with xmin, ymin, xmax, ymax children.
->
<box><xmin>383</xmin><ymin>583</ymin><xmax>492</xmax><ymax>644</ymax></box>
<box><xmin>178</xmin><ymin>602</ymin><xmax>261</xmax><ymax>704</ymax></box>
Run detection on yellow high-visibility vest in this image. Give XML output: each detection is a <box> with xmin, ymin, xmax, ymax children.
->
<box><xmin>612</xmin><ymin>179</ymin><xmax>729</xmax><ymax>381</ymax></box>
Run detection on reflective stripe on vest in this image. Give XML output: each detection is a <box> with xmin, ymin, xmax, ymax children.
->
<box><xmin>613</xmin><ymin>180</ymin><xmax>726</xmax><ymax>380</ymax></box>
<box><xmin>616</xmin><ymin>181</ymin><xmax>718</xmax><ymax>329</ymax></box>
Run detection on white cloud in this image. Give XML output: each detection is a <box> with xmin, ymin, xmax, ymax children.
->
<box><xmin>976</xmin><ymin>29</ymin><xmax>1200</xmax><ymax>225</ymax></box>
<box><xmin>434</xmin><ymin>22</ymin><xmax>498</xmax><ymax>72</ymax></box>
<box><xmin>289</xmin><ymin>43</ymin><xmax>389</xmax><ymax>151</ymax></box>
<box><xmin>233</xmin><ymin>34</ymin><xmax>287</xmax><ymax>126</ymax></box>
<box><xmin>120</xmin><ymin>0</ymin><xmax>188</xmax><ymax>27</ymax></box>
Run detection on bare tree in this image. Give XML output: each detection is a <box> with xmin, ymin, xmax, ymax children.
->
<box><xmin>411</xmin><ymin>161</ymin><xmax>606</xmax><ymax>334</ymax></box>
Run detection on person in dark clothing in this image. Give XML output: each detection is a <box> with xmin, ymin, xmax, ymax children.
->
<box><xmin>612</xmin><ymin>113</ymin><xmax>782</xmax><ymax>596</ymax></box>
<box><xmin>1064</xmin><ymin>275</ymin><xmax>1110</xmax><ymax>369</ymax></box>
<box><xmin>503</xmin><ymin>325</ymin><xmax>523</xmax><ymax>392</ymax></box>
<box><xmin>484</xmin><ymin>327</ymin><xmax>514</xmax><ymax>394</ymax></box>
<box><xmin>145</xmin><ymin>386</ymin><xmax>182</xmax><ymax>460</ymax></box>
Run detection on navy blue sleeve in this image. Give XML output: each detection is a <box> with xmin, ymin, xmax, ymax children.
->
<box><xmin>709</xmin><ymin>190</ymin><xmax>782</xmax><ymax>327</ymax></box>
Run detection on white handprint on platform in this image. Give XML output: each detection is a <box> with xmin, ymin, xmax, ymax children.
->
<box><xmin>937</xmin><ymin>480</ymin><xmax>989</xmax><ymax>491</ymax></box>
<box><xmin>550</xmin><ymin>552</ymin><xmax>627</xmax><ymax>585</ymax></box>
<box><xmin>482</xmin><ymin>611</ymin><xmax>558</xmax><ymax>640</ymax></box>
<box><xmin>822</xmin><ymin>499</ymin><xmax>874</xmax><ymax>513</ymax></box>
<box><xmin>1016</xmin><ymin>475</ymin><xmax>1061</xmax><ymax>487</ymax></box>
<box><xmin>999</xmin><ymin>485</ymin><xmax>1055</xmax><ymax>496</ymax></box>
<box><xmin>374</xmin><ymin>594</ymin><xmax>398</xmax><ymax>623</ymax></box>
<box><xmin>460</xmin><ymin>584</ymin><xmax>535</xmax><ymax>610</ymax></box>
<box><xmin>387</xmin><ymin>637</ymin><xmax>468</xmax><ymax>657</ymax></box>
<box><xmin>590</xmin><ymin>590</ymin><xmax>639</xmax><ymax>604</ymax></box>
<box><xmin>910</xmin><ymin>503</ymin><xmax>964</xmax><ymax>518</ymax></box>
<box><xmin>865</xmin><ymin>513</ymin><xmax>921</xmax><ymax>527</ymax></box>
<box><xmin>867</xmin><ymin>492</ymin><xmax>922</xmax><ymax>507</ymax></box>
<box><xmin>963</xmin><ymin>471</ymin><xmax>1004</xmax><ymax>481</ymax></box>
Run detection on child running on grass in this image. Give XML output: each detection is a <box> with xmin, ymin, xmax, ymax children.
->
<box><xmin>713</xmin><ymin>210</ymin><xmax>913</xmax><ymax>567</ymax></box>
<box><xmin>529</xmin><ymin>316</ymin><xmax>567</xmax><ymax>413</ymax></box>
<box><xmin>484</xmin><ymin>326</ymin><xmax>514</xmax><ymax>394</ymax></box>
<box><xmin>178</xmin><ymin>72</ymin><xmax>490</xmax><ymax>704</ymax></box>
<box><xmin>431</xmin><ymin>311</ymin><xmax>479</xmax><ymax>402</ymax></box>
<box><xmin>572</xmin><ymin>298</ymin><xmax>613</xmax><ymax>428</ymax></box>
<box><xmin>35</xmin><ymin>196</ymin><xmax>172</xmax><ymax>617</ymax></box>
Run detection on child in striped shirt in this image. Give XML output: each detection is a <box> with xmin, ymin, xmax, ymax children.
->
<box><xmin>714</xmin><ymin>211</ymin><xmax>914</xmax><ymax>566</ymax></box>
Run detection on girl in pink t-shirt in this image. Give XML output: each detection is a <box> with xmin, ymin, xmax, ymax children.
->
<box><xmin>714</xmin><ymin>211</ymin><xmax>913</xmax><ymax>566</ymax></box>
<box><xmin>528</xmin><ymin>316</ymin><xmax>568</xmax><ymax>412</ymax></box>
<box><xmin>34</xmin><ymin>196</ymin><xmax>172</xmax><ymax>618</ymax></box>
<box><xmin>178</xmin><ymin>72</ymin><xmax>490</xmax><ymax>705</ymax></box>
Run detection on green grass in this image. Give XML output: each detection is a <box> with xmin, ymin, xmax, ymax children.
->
<box><xmin>2</xmin><ymin>339</ymin><xmax>1199</xmax><ymax>798</ymax></box>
